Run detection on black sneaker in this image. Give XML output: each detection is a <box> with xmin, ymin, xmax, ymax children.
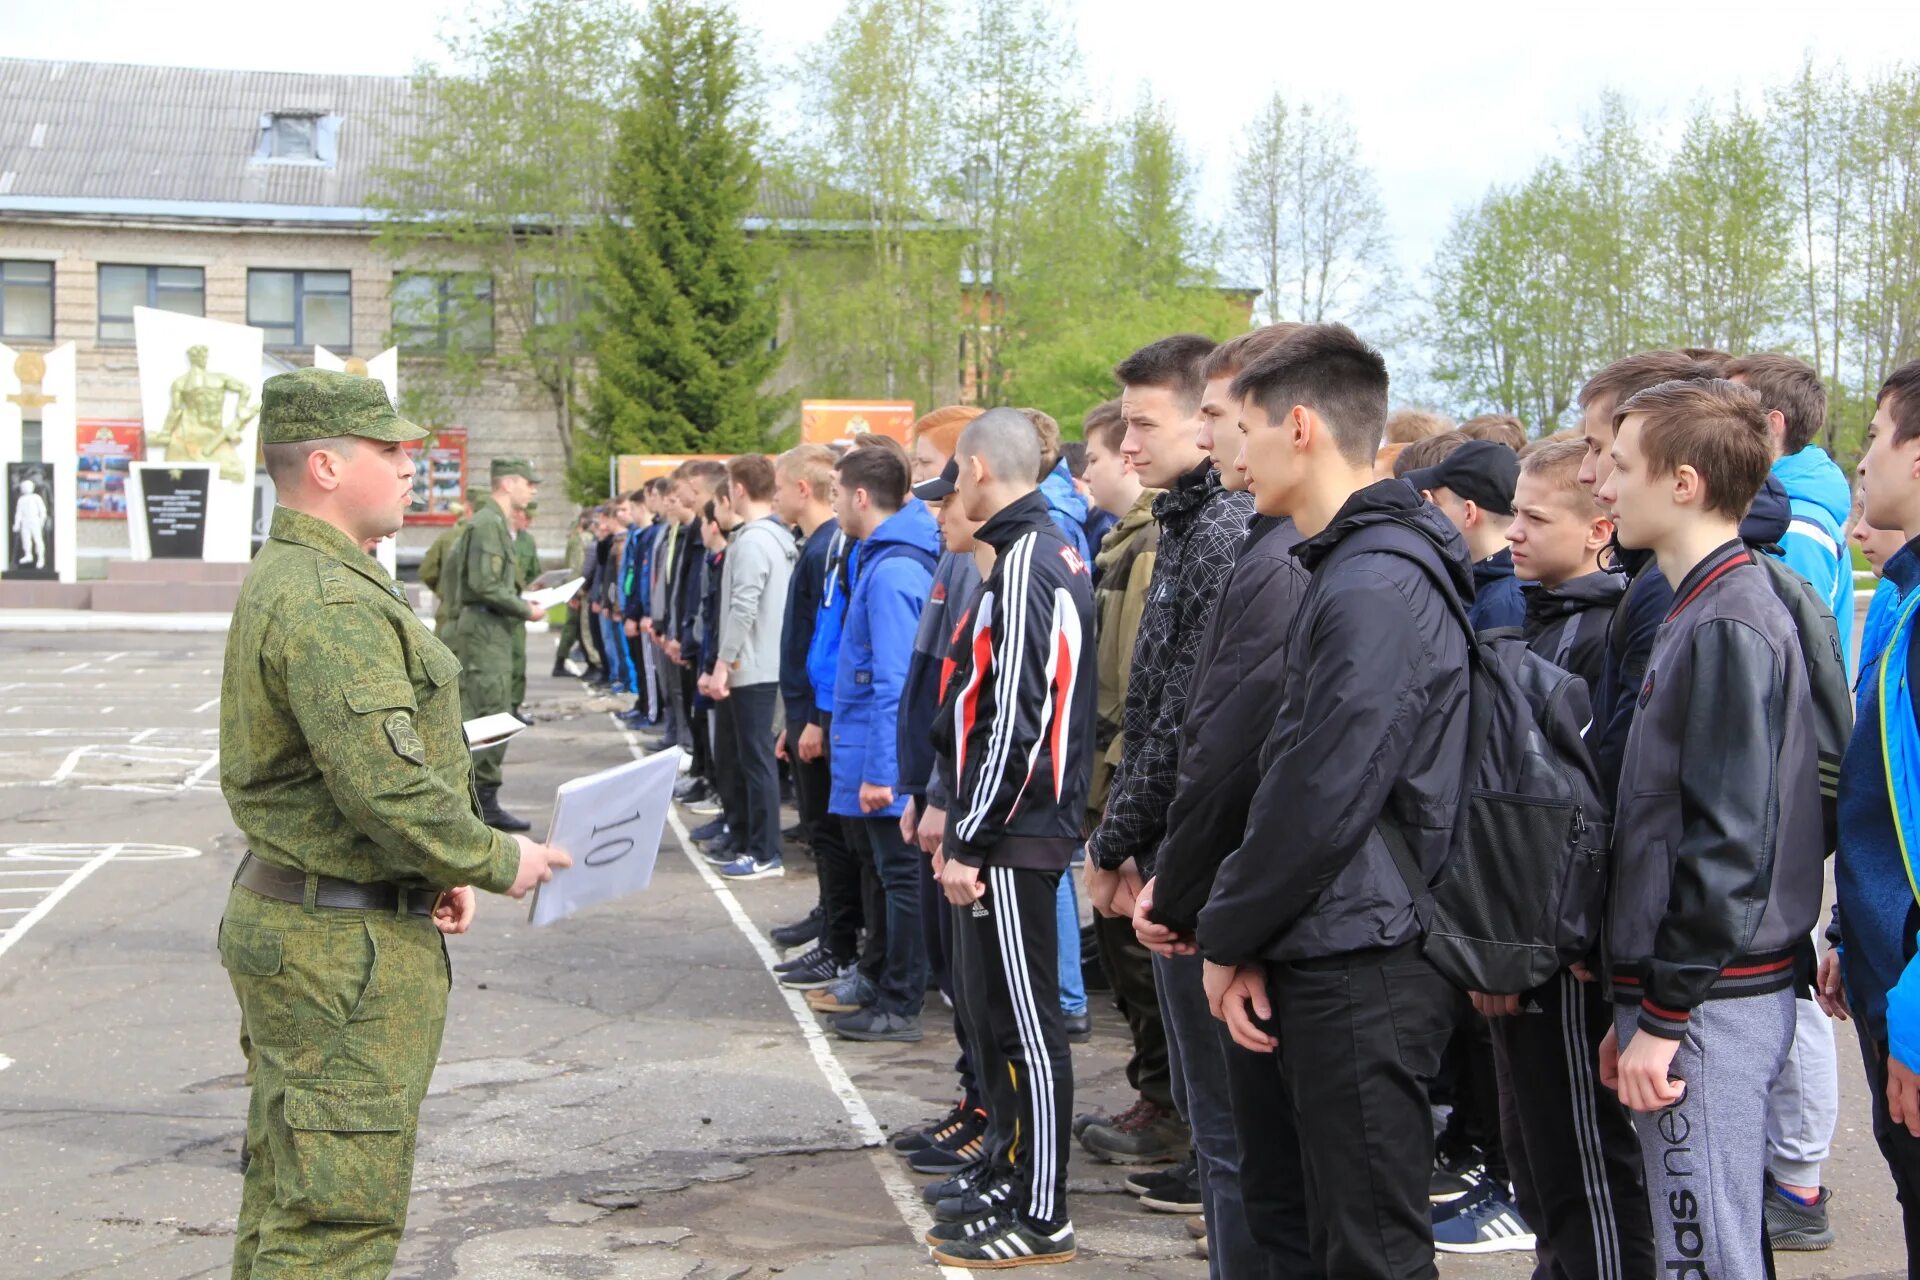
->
<box><xmin>774</xmin><ymin>945</ymin><xmax>826</xmax><ymax>974</ymax></box>
<box><xmin>1430</xmin><ymin>1150</ymin><xmax>1488</xmax><ymax>1204</ymax></box>
<box><xmin>930</xmin><ymin>1219</ymin><xmax>1076</xmax><ymax>1267</ymax></box>
<box><xmin>1124</xmin><ymin>1155</ymin><xmax>1194</xmax><ymax>1198</ymax></box>
<box><xmin>925</xmin><ymin>1208</ymin><xmax>1010</xmax><ymax>1246</ymax></box>
<box><xmin>1140</xmin><ymin>1158</ymin><xmax>1202</xmax><ymax>1215</ymax></box>
<box><xmin>831</xmin><ymin>1007</ymin><xmax>923</xmax><ymax>1042</ymax></box>
<box><xmin>690</xmin><ymin>816</ymin><xmax>728</xmax><ymax>843</ymax></box>
<box><xmin>934</xmin><ymin>1175</ymin><xmax>1016</xmax><ymax>1223</ymax></box>
<box><xmin>894</xmin><ymin>1102</ymin><xmax>971</xmax><ymax>1155</ymax></box>
<box><xmin>778</xmin><ymin>950</ymin><xmax>844</xmax><ymax>990</ymax></box>
<box><xmin>908</xmin><ymin>1110</ymin><xmax>987</xmax><ymax>1174</ymax></box>
<box><xmin>1062</xmin><ymin>1010</ymin><xmax>1091</xmax><ymax>1042</ymax></box>
<box><xmin>923</xmin><ymin>1161</ymin><xmax>989</xmax><ymax>1204</ymax></box>
<box><xmin>1764</xmin><ymin>1178</ymin><xmax>1835</xmax><ymax>1251</ymax></box>
<box><xmin>771</xmin><ymin>908</ymin><xmax>823</xmax><ymax>950</ymax></box>
<box><xmin>672</xmin><ymin>776</ymin><xmax>709</xmax><ymax>803</ymax></box>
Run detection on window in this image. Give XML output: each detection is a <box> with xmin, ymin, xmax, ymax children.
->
<box><xmin>392</xmin><ymin>273</ymin><xmax>493</xmax><ymax>353</ymax></box>
<box><xmin>271</xmin><ymin>114</ymin><xmax>317</xmax><ymax>161</ymax></box>
<box><xmin>97</xmin><ymin>265</ymin><xmax>204</xmax><ymax>344</ymax></box>
<box><xmin>253</xmin><ymin>112</ymin><xmax>340</xmax><ymax>167</ymax></box>
<box><xmin>248</xmin><ymin>269</ymin><xmax>351</xmax><ymax>349</ymax></box>
<box><xmin>0</xmin><ymin>260</ymin><xmax>53</xmax><ymax>341</ymax></box>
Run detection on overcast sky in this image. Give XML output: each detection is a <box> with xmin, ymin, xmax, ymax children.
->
<box><xmin>15</xmin><ymin>0</ymin><xmax>1920</xmax><ymax>285</ymax></box>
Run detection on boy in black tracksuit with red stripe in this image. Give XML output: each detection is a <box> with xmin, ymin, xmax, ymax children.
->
<box><xmin>925</xmin><ymin>408</ymin><xmax>1097</xmax><ymax>1268</ymax></box>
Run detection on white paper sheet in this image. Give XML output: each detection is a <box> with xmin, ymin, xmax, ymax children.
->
<box><xmin>522</xmin><ymin>576</ymin><xmax>585</xmax><ymax>613</ymax></box>
<box><xmin>463</xmin><ymin>713</ymin><xmax>528</xmax><ymax>749</ymax></box>
<box><xmin>529</xmin><ymin>749</ymin><xmax>681</xmax><ymax>926</ymax></box>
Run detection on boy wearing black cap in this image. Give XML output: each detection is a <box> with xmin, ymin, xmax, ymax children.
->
<box><xmin>1402</xmin><ymin>437</ymin><xmax>1526</xmax><ymax>630</ymax></box>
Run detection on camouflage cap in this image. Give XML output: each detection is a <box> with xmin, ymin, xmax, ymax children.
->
<box><xmin>465</xmin><ymin>485</ymin><xmax>492</xmax><ymax>509</ymax></box>
<box><xmin>491</xmin><ymin>456</ymin><xmax>540</xmax><ymax>484</ymax></box>
<box><xmin>260</xmin><ymin>368</ymin><xmax>428</xmax><ymax>445</ymax></box>
<box><xmin>524</xmin><ymin>499</ymin><xmax>540</xmax><ymax>515</ymax></box>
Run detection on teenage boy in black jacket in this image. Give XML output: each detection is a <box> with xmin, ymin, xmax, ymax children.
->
<box><xmin>925</xmin><ymin>409</ymin><xmax>1097</xmax><ymax>1269</ymax></box>
<box><xmin>1199</xmin><ymin>323</ymin><xmax>1471</xmax><ymax>1280</ymax></box>
<box><xmin>1467</xmin><ymin>437</ymin><xmax>1652</xmax><ymax>1276</ymax></box>
<box><xmin>1594</xmin><ymin>379</ymin><xmax>1825</xmax><ymax>1280</ymax></box>
<box><xmin>1131</xmin><ymin>323</ymin><xmax>1315</xmax><ymax>1277</ymax></box>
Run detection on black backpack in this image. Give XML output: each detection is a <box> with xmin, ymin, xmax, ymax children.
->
<box><xmin>1332</xmin><ymin>528</ymin><xmax>1612</xmax><ymax>995</ymax></box>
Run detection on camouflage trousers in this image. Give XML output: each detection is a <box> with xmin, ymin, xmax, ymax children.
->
<box><xmin>447</xmin><ymin>611</ymin><xmax>516</xmax><ymax>788</ymax></box>
<box><xmin>219</xmin><ymin>882</ymin><xmax>449</xmax><ymax>1279</ymax></box>
<box><xmin>511</xmin><ymin>620</ymin><xmax>527</xmax><ymax>711</ymax></box>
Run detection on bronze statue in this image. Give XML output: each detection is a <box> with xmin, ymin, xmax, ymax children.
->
<box><xmin>156</xmin><ymin>345</ymin><xmax>258</xmax><ymax>483</ymax></box>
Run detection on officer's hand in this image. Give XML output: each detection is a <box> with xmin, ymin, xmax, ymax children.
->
<box><xmin>506</xmin><ymin>835</ymin><xmax>572</xmax><ymax>899</ymax></box>
<box><xmin>433</xmin><ymin>886</ymin><xmax>477</xmax><ymax>934</ymax></box>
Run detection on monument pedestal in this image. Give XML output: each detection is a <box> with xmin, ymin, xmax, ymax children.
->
<box><xmin>89</xmin><ymin>560</ymin><xmax>251</xmax><ymax>613</ymax></box>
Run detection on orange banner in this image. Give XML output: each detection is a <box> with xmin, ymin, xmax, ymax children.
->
<box><xmin>801</xmin><ymin>400</ymin><xmax>916</xmax><ymax>446</ymax></box>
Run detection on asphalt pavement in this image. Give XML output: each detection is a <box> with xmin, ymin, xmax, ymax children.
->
<box><xmin>0</xmin><ymin>631</ymin><xmax>1905</xmax><ymax>1278</ymax></box>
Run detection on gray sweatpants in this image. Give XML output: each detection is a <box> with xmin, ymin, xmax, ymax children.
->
<box><xmin>1615</xmin><ymin>989</ymin><xmax>1794</xmax><ymax>1280</ymax></box>
<box><xmin>1764</xmin><ymin>994</ymin><xmax>1839</xmax><ymax>1188</ymax></box>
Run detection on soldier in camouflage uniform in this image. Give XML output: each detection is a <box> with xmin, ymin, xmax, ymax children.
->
<box><xmin>417</xmin><ymin>488</ymin><xmax>478</xmax><ymax>634</ymax></box>
<box><xmin>444</xmin><ymin>458</ymin><xmax>544</xmax><ymax>831</ymax></box>
<box><xmin>510</xmin><ymin>500</ymin><xmax>541</xmax><ymax>714</ymax></box>
<box><xmin>217</xmin><ymin>368</ymin><xmax>569</xmax><ymax>1279</ymax></box>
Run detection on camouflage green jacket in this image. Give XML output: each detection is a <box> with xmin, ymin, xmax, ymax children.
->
<box><xmin>514</xmin><ymin>529</ymin><xmax>539</xmax><ymax>587</ymax></box>
<box><xmin>219</xmin><ymin>506</ymin><xmax>520</xmax><ymax>892</ymax></box>
<box><xmin>456</xmin><ymin>503</ymin><xmax>532</xmax><ymax>619</ymax></box>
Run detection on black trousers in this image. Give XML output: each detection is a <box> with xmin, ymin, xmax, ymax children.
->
<box><xmin>939</xmin><ymin>897</ymin><xmax>981</xmax><ymax>1109</ymax></box>
<box><xmin>1859</xmin><ymin>1023</ymin><xmax>1920</xmax><ymax>1278</ymax></box>
<box><xmin>1221</xmin><ymin>1023</ymin><xmax>1317</xmax><ymax>1278</ymax></box>
<box><xmin>724</xmin><ymin>684</ymin><xmax>780</xmax><ymax>862</ymax></box>
<box><xmin>1266</xmin><ymin>943</ymin><xmax>1459</xmax><ymax>1280</ymax></box>
<box><xmin>1438</xmin><ymin>1011</ymin><xmax>1508</xmax><ymax>1184</ymax></box>
<box><xmin>795</xmin><ymin>726</ymin><xmax>862</xmax><ymax>962</ymax></box>
<box><xmin>680</xmin><ymin>666</ymin><xmax>711</xmax><ymax>779</ymax></box>
<box><xmin>954</xmin><ymin>864</ymin><xmax>1072</xmax><ymax>1230</ymax></box>
<box><xmin>1092</xmin><ymin>909</ymin><xmax>1174</xmax><ymax>1112</ymax></box>
<box><xmin>711</xmin><ymin>703</ymin><xmax>747</xmax><ymax>843</ymax></box>
<box><xmin>1491</xmin><ymin>970</ymin><xmax>1653</xmax><ymax>1280</ymax></box>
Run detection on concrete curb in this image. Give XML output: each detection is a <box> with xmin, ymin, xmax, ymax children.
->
<box><xmin>0</xmin><ymin>611</ymin><xmax>549</xmax><ymax>634</ymax></box>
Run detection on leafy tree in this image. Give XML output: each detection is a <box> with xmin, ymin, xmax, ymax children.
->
<box><xmin>577</xmin><ymin>0</ymin><xmax>786</xmax><ymax>490</ymax></box>
<box><xmin>372</xmin><ymin>0</ymin><xmax>639</xmax><ymax>473</ymax></box>
<box><xmin>1229</xmin><ymin>93</ymin><xmax>1395</xmax><ymax>326</ymax></box>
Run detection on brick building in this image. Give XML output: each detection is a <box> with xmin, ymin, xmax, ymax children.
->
<box><xmin>0</xmin><ymin>56</ymin><xmax>962</xmax><ymax>564</ymax></box>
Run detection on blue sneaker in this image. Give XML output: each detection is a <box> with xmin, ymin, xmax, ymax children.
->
<box><xmin>718</xmin><ymin>854</ymin><xmax>784</xmax><ymax>880</ymax></box>
<box><xmin>1433</xmin><ymin>1186</ymin><xmax>1534</xmax><ymax>1254</ymax></box>
<box><xmin>690</xmin><ymin>817</ymin><xmax>727</xmax><ymax>842</ymax></box>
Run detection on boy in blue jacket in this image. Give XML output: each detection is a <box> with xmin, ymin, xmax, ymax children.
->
<box><xmin>1836</xmin><ymin>358</ymin><xmax>1920</xmax><ymax>1277</ymax></box>
<box><xmin>826</xmin><ymin>443</ymin><xmax>941</xmax><ymax>1042</ymax></box>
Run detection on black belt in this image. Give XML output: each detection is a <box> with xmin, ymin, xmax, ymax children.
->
<box><xmin>236</xmin><ymin>852</ymin><xmax>436</xmax><ymax>916</ymax></box>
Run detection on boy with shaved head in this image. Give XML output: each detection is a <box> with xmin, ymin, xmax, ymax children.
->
<box><xmin>925</xmin><ymin>407</ymin><xmax>1097</xmax><ymax>1267</ymax></box>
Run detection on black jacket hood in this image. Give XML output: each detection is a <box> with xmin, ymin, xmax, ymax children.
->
<box><xmin>1523</xmin><ymin>568</ymin><xmax>1628</xmax><ymax>628</ymax></box>
<box><xmin>1295</xmin><ymin>479</ymin><xmax>1476</xmax><ymax>603</ymax></box>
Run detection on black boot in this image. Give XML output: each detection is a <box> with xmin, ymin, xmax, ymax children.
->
<box><xmin>478</xmin><ymin>785</ymin><xmax>532</xmax><ymax>833</ymax></box>
<box><xmin>550</xmin><ymin>656</ymin><xmax>569</xmax><ymax>677</ymax></box>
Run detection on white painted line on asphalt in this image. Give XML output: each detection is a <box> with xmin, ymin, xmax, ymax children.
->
<box><xmin>0</xmin><ymin>844</ymin><xmax>122</xmax><ymax>962</ymax></box>
<box><xmin>192</xmin><ymin>696</ymin><xmax>220</xmax><ymax>714</ymax></box>
<box><xmin>59</xmin><ymin>662</ymin><xmax>88</xmax><ymax>674</ymax></box>
<box><xmin>99</xmin><ymin>706</ymin><xmax>114</xmax><ymax>715</ymax></box>
<box><xmin>611</xmin><ymin>716</ymin><xmax>970</xmax><ymax>1277</ymax></box>
<box><xmin>130</xmin><ymin>728</ymin><xmax>156</xmax><ymax>744</ymax></box>
<box><xmin>0</xmin><ymin>1053</ymin><xmax>12</xmax><ymax>1071</ymax></box>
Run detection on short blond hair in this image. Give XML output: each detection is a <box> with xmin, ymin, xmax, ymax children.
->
<box><xmin>776</xmin><ymin>443</ymin><xmax>837</xmax><ymax>499</ymax></box>
<box><xmin>1518</xmin><ymin>437</ymin><xmax>1605</xmax><ymax>518</ymax></box>
<box><xmin>1385</xmin><ymin>407</ymin><xmax>1456</xmax><ymax>444</ymax></box>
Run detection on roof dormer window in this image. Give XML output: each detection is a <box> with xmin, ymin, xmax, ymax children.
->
<box><xmin>253</xmin><ymin>112</ymin><xmax>340</xmax><ymax>167</ymax></box>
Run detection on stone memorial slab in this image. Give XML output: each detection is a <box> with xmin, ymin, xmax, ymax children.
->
<box><xmin>5</xmin><ymin>462</ymin><xmax>55</xmax><ymax>580</ymax></box>
<box><xmin>129</xmin><ymin>463</ymin><xmax>212</xmax><ymax>560</ymax></box>
<box><xmin>133</xmin><ymin>309</ymin><xmax>263</xmax><ymax>562</ymax></box>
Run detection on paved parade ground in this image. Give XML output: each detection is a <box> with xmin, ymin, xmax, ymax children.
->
<box><xmin>0</xmin><ymin>630</ymin><xmax>1908</xmax><ymax>1279</ymax></box>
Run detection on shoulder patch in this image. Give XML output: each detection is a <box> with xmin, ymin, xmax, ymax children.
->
<box><xmin>320</xmin><ymin>567</ymin><xmax>358</xmax><ymax>605</ymax></box>
<box><xmin>383</xmin><ymin>710</ymin><xmax>428</xmax><ymax>765</ymax></box>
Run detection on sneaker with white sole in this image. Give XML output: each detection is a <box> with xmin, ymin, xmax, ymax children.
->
<box><xmin>930</xmin><ymin>1219</ymin><xmax>1076</xmax><ymax>1268</ymax></box>
<box><xmin>778</xmin><ymin>950</ymin><xmax>846</xmax><ymax>990</ymax></box>
<box><xmin>717</xmin><ymin>854</ymin><xmax>783</xmax><ymax>880</ymax></box>
<box><xmin>1433</xmin><ymin>1186</ymin><xmax>1535</xmax><ymax>1254</ymax></box>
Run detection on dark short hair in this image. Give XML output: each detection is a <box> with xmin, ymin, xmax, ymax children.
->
<box><xmin>727</xmin><ymin>453</ymin><xmax>777</xmax><ymax>502</ymax></box>
<box><xmin>1880</xmin><ymin>360</ymin><xmax>1920</xmax><ymax>444</ymax></box>
<box><xmin>1059</xmin><ymin>440</ymin><xmax>1088</xmax><ymax>479</ymax></box>
<box><xmin>1579</xmin><ymin>351</ymin><xmax>1720</xmax><ymax>416</ymax></box>
<box><xmin>1202</xmin><ymin>323</ymin><xmax>1304</xmax><ymax>382</ymax></box>
<box><xmin>834</xmin><ymin>442</ymin><xmax>911</xmax><ymax>511</ymax></box>
<box><xmin>1615</xmin><ymin>379</ymin><xmax>1773</xmax><ymax>521</ymax></box>
<box><xmin>1393</xmin><ymin>429</ymin><xmax>1468</xmax><ymax>478</ymax></box>
<box><xmin>1725</xmin><ymin>353</ymin><xmax>1827</xmax><ymax>455</ymax></box>
<box><xmin>1459</xmin><ymin>414</ymin><xmax>1528</xmax><ymax>451</ymax></box>
<box><xmin>1115</xmin><ymin>334</ymin><xmax>1217</xmax><ymax>412</ymax></box>
<box><xmin>1230</xmin><ymin>323</ymin><xmax>1391</xmax><ymax>467</ymax></box>
<box><xmin>626</xmin><ymin>488</ymin><xmax>648</xmax><ymax>504</ymax></box>
<box><xmin>1083</xmin><ymin>400</ymin><xmax>1125</xmax><ymax>454</ymax></box>
<box><xmin>646</xmin><ymin>476</ymin><xmax>671</xmax><ymax>497</ymax></box>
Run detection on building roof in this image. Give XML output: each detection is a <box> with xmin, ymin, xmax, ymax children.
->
<box><xmin>0</xmin><ymin>56</ymin><xmax>889</xmax><ymax>230</ymax></box>
<box><xmin>0</xmin><ymin>57</ymin><xmax>414</xmax><ymax>212</ymax></box>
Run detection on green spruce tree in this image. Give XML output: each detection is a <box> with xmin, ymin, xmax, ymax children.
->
<box><xmin>578</xmin><ymin>0</ymin><xmax>784</xmax><ymax>492</ymax></box>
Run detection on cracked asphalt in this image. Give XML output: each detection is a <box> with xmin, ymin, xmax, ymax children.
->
<box><xmin>0</xmin><ymin>632</ymin><xmax>1907</xmax><ymax>1278</ymax></box>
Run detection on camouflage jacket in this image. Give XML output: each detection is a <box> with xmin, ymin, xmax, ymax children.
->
<box><xmin>418</xmin><ymin>518</ymin><xmax>467</xmax><ymax>594</ymax></box>
<box><xmin>219</xmin><ymin>505</ymin><xmax>520</xmax><ymax>892</ymax></box>
<box><xmin>455</xmin><ymin>502</ymin><xmax>532</xmax><ymax>620</ymax></box>
<box><xmin>514</xmin><ymin>529</ymin><xmax>539</xmax><ymax>587</ymax></box>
